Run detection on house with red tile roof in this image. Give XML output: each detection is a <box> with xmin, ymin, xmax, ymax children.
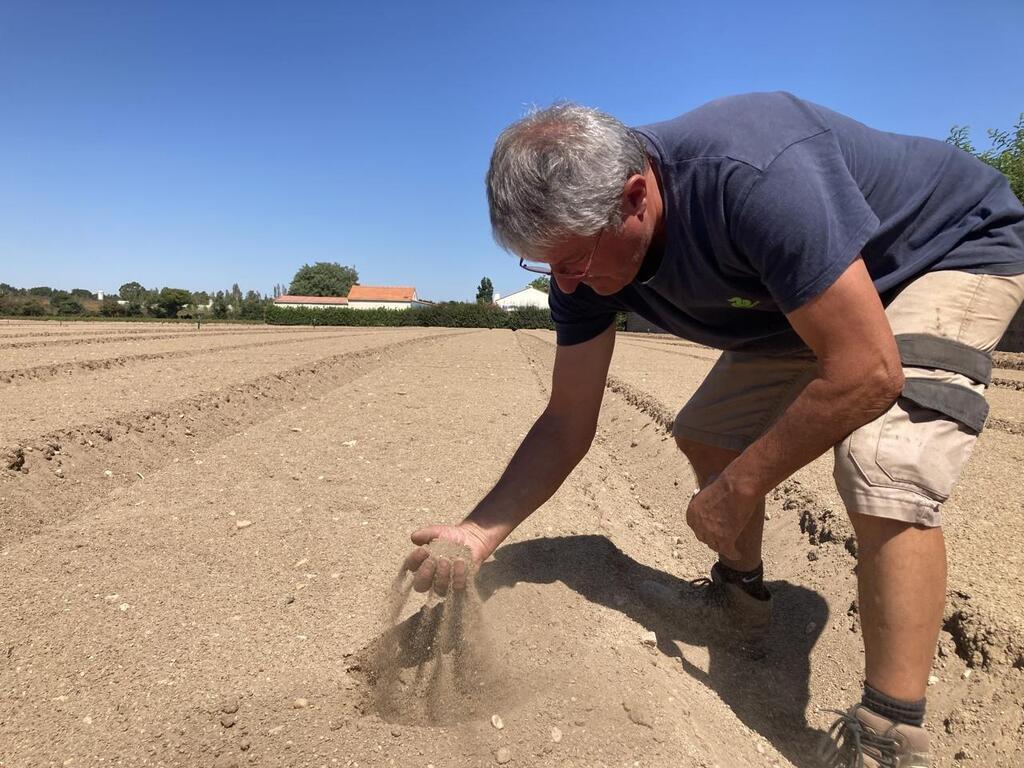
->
<box><xmin>346</xmin><ymin>285</ymin><xmax>432</xmax><ymax>310</ymax></box>
<box><xmin>272</xmin><ymin>294</ymin><xmax>349</xmax><ymax>309</ymax></box>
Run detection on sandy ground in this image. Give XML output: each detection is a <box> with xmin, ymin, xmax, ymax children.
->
<box><xmin>1</xmin><ymin>322</ymin><xmax>1023</xmax><ymax>767</ymax></box>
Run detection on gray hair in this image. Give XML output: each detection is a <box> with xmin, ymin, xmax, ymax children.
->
<box><xmin>486</xmin><ymin>103</ymin><xmax>648</xmax><ymax>259</ymax></box>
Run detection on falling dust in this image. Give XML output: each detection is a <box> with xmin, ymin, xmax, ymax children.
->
<box><xmin>356</xmin><ymin>540</ymin><xmax>503</xmax><ymax>726</ymax></box>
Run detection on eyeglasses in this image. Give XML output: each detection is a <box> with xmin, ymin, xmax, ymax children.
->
<box><xmin>519</xmin><ymin>229</ymin><xmax>604</xmax><ymax>279</ymax></box>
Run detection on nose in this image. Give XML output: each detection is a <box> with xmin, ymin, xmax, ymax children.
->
<box><xmin>553</xmin><ymin>273</ymin><xmax>584</xmax><ymax>294</ymax></box>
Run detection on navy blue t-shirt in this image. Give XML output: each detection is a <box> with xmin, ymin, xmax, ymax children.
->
<box><xmin>551</xmin><ymin>92</ymin><xmax>1024</xmax><ymax>351</ymax></box>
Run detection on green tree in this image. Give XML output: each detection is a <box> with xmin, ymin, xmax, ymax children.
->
<box><xmin>529</xmin><ymin>276</ymin><xmax>550</xmax><ymax>293</ymax></box>
<box><xmin>28</xmin><ymin>286</ymin><xmax>53</xmax><ymax>297</ymax></box>
<box><xmin>155</xmin><ymin>287</ymin><xmax>193</xmax><ymax>318</ymax></box>
<box><xmin>476</xmin><ymin>276</ymin><xmax>494</xmax><ymax>304</ymax></box>
<box><xmin>288</xmin><ymin>262</ymin><xmax>359</xmax><ymax>297</ymax></box>
<box><xmin>53</xmin><ymin>297</ymin><xmax>85</xmax><ymax>315</ymax></box>
<box><xmin>948</xmin><ymin>114</ymin><xmax>1024</xmax><ymax>203</ymax></box>
<box><xmin>100</xmin><ymin>298</ymin><xmax>127</xmax><ymax>317</ymax></box>
<box><xmin>238</xmin><ymin>290</ymin><xmax>268</xmax><ymax>320</ymax></box>
<box><xmin>70</xmin><ymin>288</ymin><xmax>94</xmax><ymax>299</ymax></box>
<box><xmin>118</xmin><ymin>281</ymin><xmax>147</xmax><ymax>303</ymax></box>
<box><xmin>20</xmin><ymin>301</ymin><xmax>46</xmax><ymax>316</ymax></box>
<box><xmin>191</xmin><ymin>290</ymin><xmax>210</xmax><ymax>306</ymax></box>
<box><xmin>212</xmin><ymin>291</ymin><xmax>229</xmax><ymax>318</ymax></box>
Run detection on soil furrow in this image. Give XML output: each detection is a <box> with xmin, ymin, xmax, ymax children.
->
<box><xmin>0</xmin><ymin>330</ymin><xmax>468</xmax><ymax>546</ymax></box>
<box><xmin>0</xmin><ymin>324</ymin><xmax>287</xmax><ymax>341</ymax></box>
<box><xmin>993</xmin><ymin>376</ymin><xmax>1024</xmax><ymax>391</ymax></box>
<box><xmin>0</xmin><ymin>326</ymin><xmax>379</xmax><ymax>351</ymax></box>
<box><xmin>0</xmin><ymin>329</ymin><xmax>391</xmax><ymax>384</ymax></box>
<box><xmin>994</xmin><ymin>352</ymin><xmax>1024</xmax><ymax>372</ymax></box>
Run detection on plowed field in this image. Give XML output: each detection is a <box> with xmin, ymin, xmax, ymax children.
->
<box><xmin>2</xmin><ymin>321</ymin><xmax>1022</xmax><ymax>768</ymax></box>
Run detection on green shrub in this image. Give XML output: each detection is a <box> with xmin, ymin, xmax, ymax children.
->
<box><xmin>265</xmin><ymin>302</ymin><xmax>555</xmax><ymax>330</ymax></box>
<box><xmin>53</xmin><ymin>297</ymin><xmax>85</xmax><ymax>316</ymax></box>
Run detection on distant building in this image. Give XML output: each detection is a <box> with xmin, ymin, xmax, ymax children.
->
<box><xmin>273</xmin><ymin>294</ymin><xmax>349</xmax><ymax>309</ymax></box>
<box><xmin>346</xmin><ymin>285</ymin><xmax>431</xmax><ymax>310</ymax></box>
<box><xmin>494</xmin><ymin>286</ymin><xmax>549</xmax><ymax>311</ymax></box>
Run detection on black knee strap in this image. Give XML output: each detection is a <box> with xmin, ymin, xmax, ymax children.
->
<box><xmin>895</xmin><ymin>333</ymin><xmax>992</xmax><ymax>385</ymax></box>
<box><xmin>895</xmin><ymin>334</ymin><xmax>991</xmax><ymax>434</ymax></box>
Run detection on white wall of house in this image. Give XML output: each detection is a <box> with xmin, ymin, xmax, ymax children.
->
<box><xmin>273</xmin><ymin>301</ymin><xmax>348</xmax><ymax>310</ymax></box>
<box><xmin>347</xmin><ymin>300</ymin><xmax>413</xmax><ymax>311</ymax></box>
<box><xmin>495</xmin><ymin>286</ymin><xmax>549</xmax><ymax>310</ymax></box>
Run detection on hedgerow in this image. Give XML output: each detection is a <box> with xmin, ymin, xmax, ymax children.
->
<box><xmin>265</xmin><ymin>302</ymin><xmax>557</xmax><ymax>329</ymax></box>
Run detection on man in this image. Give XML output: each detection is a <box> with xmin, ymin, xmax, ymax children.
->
<box><xmin>403</xmin><ymin>92</ymin><xmax>1024</xmax><ymax>766</ymax></box>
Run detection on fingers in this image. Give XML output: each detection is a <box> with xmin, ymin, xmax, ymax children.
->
<box><xmin>451</xmin><ymin>558</ymin><xmax>468</xmax><ymax>591</ymax></box>
<box><xmin>403</xmin><ymin>546</ymin><xmax>430</xmax><ymax>574</ymax></box>
<box><xmin>408</xmin><ymin>552</ymin><xmax>471</xmax><ymax>595</ymax></box>
<box><xmin>412</xmin><ymin>556</ymin><xmax>436</xmax><ymax>593</ymax></box>
<box><xmin>410</xmin><ymin>525</ymin><xmax>445</xmax><ymax>546</ymax></box>
<box><xmin>406</xmin><ymin>525</ymin><xmax>473</xmax><ymax>595</ymax></box>
<box><xmin>433</xmin><ymin>557</ymin><xmax>452</xmax><ymax>597</ymax></box>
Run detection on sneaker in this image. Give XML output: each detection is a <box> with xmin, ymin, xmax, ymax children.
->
<box><xmin>821</xmin><ymin>704</ymin><xmax>931</xmax><ymax>767</ymax></box>
<box><xmin>638</xmin><ymin>562</ymin><xmax>773</xmax><ymax>648</ymax></box>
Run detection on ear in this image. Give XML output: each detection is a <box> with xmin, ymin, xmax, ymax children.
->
<box><xmin>621</xmin><ymin>174</ymin><xmax>648</xmax><ymax>218</ymax></box>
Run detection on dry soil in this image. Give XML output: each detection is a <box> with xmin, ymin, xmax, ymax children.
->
<box><xmin>1</xmin><ymin>321</ymin><xmax>1023</xmax><ymax>767</ymax></box>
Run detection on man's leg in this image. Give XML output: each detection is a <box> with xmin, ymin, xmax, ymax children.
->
<box><xmin>849</xmin><ymin>513</ymin><xmax>946</xmax><ymax>701</ymax></box>
<box><xmin>676</xmin><ymin>436</ymin><xmax>765</xmax><ymax>571</ymax></box>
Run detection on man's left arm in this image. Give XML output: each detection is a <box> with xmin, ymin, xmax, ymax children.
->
<box><xmin>687</xmin><ymin>257</ymin><xmax>904</xmax><ymax>557</ymax></box>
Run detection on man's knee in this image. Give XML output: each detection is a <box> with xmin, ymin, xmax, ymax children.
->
<box><xmin>674</xmin><ymin>435</ymin><xmax>740</xmax><ymax>479</ymax></box>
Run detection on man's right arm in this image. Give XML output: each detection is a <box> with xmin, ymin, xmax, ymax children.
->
<box><xmin>406</xmin><ymin>323</ymin><xmax>616</xmax><ymax>592</ymax></box>
<box><xmin>462</xmin><ymin>322</ymin><xmax>617</xmax><ymax>552</ymax></box>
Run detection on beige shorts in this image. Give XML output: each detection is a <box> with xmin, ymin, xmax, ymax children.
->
<box><xmin>673</xmin><ymin>270</ymin><xmax>1024</xmax><ymax>527</ymax></box>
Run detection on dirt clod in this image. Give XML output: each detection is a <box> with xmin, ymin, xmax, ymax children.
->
<box><xmin>623</xmin><ymin>700</ymin><xmax>653</xmax><ymax>728</ymax></box>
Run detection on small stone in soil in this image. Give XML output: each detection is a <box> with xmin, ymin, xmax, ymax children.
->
<box><xmin>490</xmin><ymin>714</ymin><xmax>504</xmax><ymax>730</ymax></box>
<box><xmin>292</xmin><ymin>698</ymin><xmax>308</xmax><ymax>709</ymax></box>
<box><xmin>551</xmin><ymin>726</ymin><xmax>563</xmax><ymax>743</ymax></box>
<box><xmin>495</xmin><ymin>747</ymin><xmax>512</xmax><ymax>764</ymax></box>
<box><xmin>222</xmin><ymin>698</ymin><xmax>239</xmax><ymax>714</ymax></box>
<box><xmin>236</xmin><ymin>520</ymin><xmax>254</xmax><ymax>529</ymax></box>
<box><xmin>220</xmin><ymin>714</ymin><xmax>236</xmax><ymax>728</ymax></box>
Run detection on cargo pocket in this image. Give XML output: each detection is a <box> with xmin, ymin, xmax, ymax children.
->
<box><xmin>843</xmin><ymin>379</ymin><xmax>985</xmax><ymax>503</ymax></box>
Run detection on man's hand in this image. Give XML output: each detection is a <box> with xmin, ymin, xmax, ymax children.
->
<box><xmin>403</xmin><ymin>522</ymin><xmax>494</xmax><ymax>595</ymax></box>
<box><xmin>685</xmin><ymin>474</ymin><xmax>759</xmax><ymax>561</ymax></box>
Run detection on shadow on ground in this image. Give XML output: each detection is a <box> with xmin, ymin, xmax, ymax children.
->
<box><xmin>477</xmin><ymin>534</ymin><xmax>831</xmax><ymax>768</ymax></box>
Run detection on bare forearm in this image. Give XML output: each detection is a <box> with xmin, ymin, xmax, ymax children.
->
<box><xmin>462</xmin><ymin>411</ymin><xmax>590</xmax><ymax>554</ymax></box>
<box><xmin>726</xmin><ymin>372</ymin><xmax>902</xmax><ymax>498</ymax></box>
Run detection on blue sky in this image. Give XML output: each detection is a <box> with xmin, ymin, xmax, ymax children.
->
<box><xmin>1</xmin><ymin>1</ymin><xmax>1021</xmax><ymax>302</ymax></box>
